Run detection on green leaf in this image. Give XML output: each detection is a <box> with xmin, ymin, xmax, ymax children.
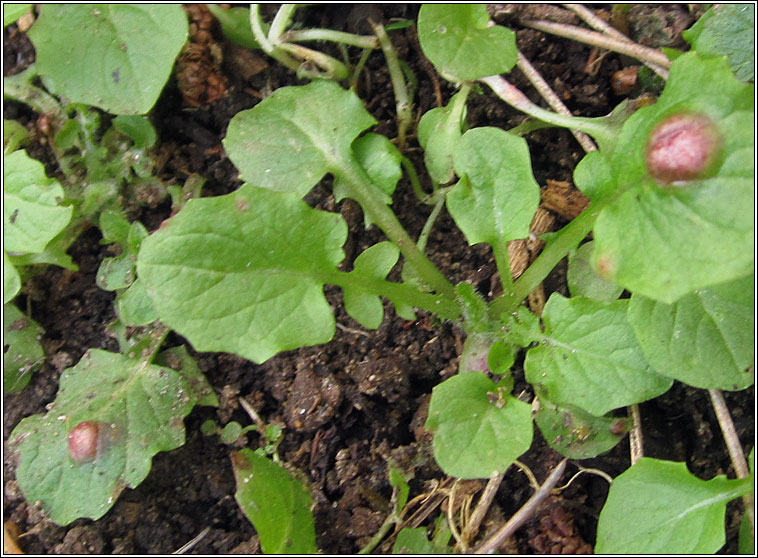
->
<box><xmin>4</xmin><ymin>118</ymin><xmax>30</xmax><ymax>155</ymax></box>
<box><xmin>417</xmin><ymin>4</ymin><xmax>517</xmax><ymax>81</ymax></box>
<box><xmin>3</xmin><ymin>4</ymin><xmax>32</xmax><ymax>27</ymax></box>
<box><xmin>343</xmin><ymin>242</ymin><xmax>399</xmax><ymax>329</ymax></box>
<box><xmin>231</xmin><ymin>448</ymin><xmax>318</xmax><ymax>554</ymax></box>
<box><xmin>534</xmin><ymin>397</ymin><xmax>629</xmax><ymax>460</ymax></box>
<box><xmin>8</xmin><ymin>348</ymin><xmax>204</xmax><ymax>524</ymax></box>
<box><xmin>628</xmin><ymin>275</ymin><xmax>754</xmax><ymax>391</ymax></box>
<box><xmin>116</xmin><ymin>278</ymin><xmax>158</xmax><ymax>326</ymax></box>
<box><xmin>683</xmin><ymin>4</ymin><xmax>754</xmax><ymax>82</ymax></box>
<box><xmin>596</xmin><ymin>458</ymin><xmax>753</xmax><ymax>553</ymax></box>
<box><xmin>112</xmin><ymin>115</ymin><xmax>157</xmax><ymax>148</ymax></box>
<box><xmin>593</xmin><ymin>53</ymin><xmax>754</xmax><ymax>302</ymax></box>
<box><xmin>3</xmin><ymin>303</ymin><xmax>45</xmax><ymax>392</ymax></box>
<box><xmin>573</xmin><ymin>151</ymin><xmax>614</xmax><ymax>202</ymax></box>
<box><xmin>154</xmin><ymin>345</ymin><xmax>219</xmax><ymax>408</ymax></box>
<box><xmin>4</xmin><ymin>252</ymin><xmax>21</xmax><ymax>303</ymax></box>
<box><xmin>525</xmin><ymin>294</ymin><xmax>672</xmax><ymax>416</ymax></box>
<box><xmin>28</xmin><ymin>4</ymin><xmax>188</xmax><ymax>114</ymax></box>
<box><xmin>567</xmin><ymin>241</ymin><xmax>623</xmax><ymax>302</ymax></box>
<box><xmin>3</xmin><ymin>150</ymin><xmax>73</xmax><ymax>254</ymax></box>
<box><xmin>334</xmin><ymin>133</ymin><xmax>403</xmax><ymax>225</ymax></box>
<box><xmin>137</xmin><ymin>184</ymin><xmax>347</xmax><ymax>364</ymax></box>
<box><xmin>425</xmin><ymin>371</ymin><xmax>533</xmax><ymax>479</ymax></box>
<box><xmin>393</xmin><ymin>527</ymin><xmax>445</xmax><ymax>554</ymax></box>
<box><xmin>448</xmin><ymin>127</ymin><xmax>540</xmax><ymax>246</ymax></box>
<box><xmin>417</xmin><ymin>90</ymin><xmax>467</xmax><ymax>184</ymax></box>
<box><xmin>206</xmin><ymin>5</ymin><xmax>261</xmax><ymax>50</ymax></box>
<box><xmin>223</xmin><ymin>80</ymin><xmax>376</xmax><ymax>197</ymax></box>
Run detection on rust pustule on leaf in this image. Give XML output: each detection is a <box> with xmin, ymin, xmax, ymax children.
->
<box><xmin>645</xmin><ymin>112</ymin><xmax>723</xmax><ymax>185</ymax></box>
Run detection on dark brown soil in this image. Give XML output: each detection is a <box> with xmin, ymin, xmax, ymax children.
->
<box><xmin>3</xmin><ymin>4</ymin><xmax>753</xmax><ymax>555</ymax></box>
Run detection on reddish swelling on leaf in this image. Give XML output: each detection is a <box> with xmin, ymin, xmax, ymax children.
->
<box><xmin>645</xmin><ymin>112</ymin><xmax>722</xmax><ymax>185</ymax></box>
<box><xmin>67</xmin><ymin>421</ymin><xmax>100</xmax><ymax>464</ymax></box>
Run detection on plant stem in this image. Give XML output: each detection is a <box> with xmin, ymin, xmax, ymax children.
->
<box><xmin>284</xmin><ymin>28</ymin><xmax>379</xmax><ymax>49</ymax></box>
<box><xmin>561</xmin><ymin>4</ymin><xmax>669</xmax><ymax>79</ymax></box>
<box><xmin>474</xmin><ymin>458</ymin><xmax>568</xmax><ymax>554</ymax></box>
<box><xmin>489</xmin><ymin>202</ymin><xmax>601</xmax><ymax>318</ymax></box>
<box><xmin>461</xmin><ymin>470</ymin><xmax>506</xmax><ymax>549</ymax></box>
<box><xmin>520</xmin><ymin>18</ymin><xmax>672</xmax><ymax>71</ymax></box>
<box><xmin>337</xmin><ymin>159</ymin><xmax>456</xmax><ymax>300</ymax></box>
<box><xmin>629</xmin><ymin>403</ymin><xmax>644</xmax><ymax>465</ymax></box>
<box><xmin>3</xmin><ymin>66</ymin><xmax>65</xmax><ymax>127</ymax></box>
<box><xmin>400</xmin><ymin>155</ymin><xmax>432</xmax><ymax>202</ymax></box>
<box><xmin>250</xmin><ymin>4</ymin><xmax>302</xmax><ymax>74</ymax></box>
<box><xmin>417</xmin><ymin>197</ymin><xmax>445</xmax><ymax>253</ymax></box>
<box><xmin>515</xmin><ymin>51</ymin><xmax>597</xmax><ymax>153</ymax></box>
<box><xmin>330</xmin><ymin>271</ymin><xmax>460</xmax><ymax>321</ymax></box>
<box><xmin>267</xmin><ymin>3</ymin><xmax>298</xmax><ymax>43</ymax></box>
<box><xmin>276</xmin><ymin>42</ymin><xmax>349</xmax><ymax>79</ymax></box>
<box><xmin>708</xmin><ymin>389</ymin><xmax>754</xmax><ymax>535</ymax></box>
<box><xmin>493</xmin><ymin>239</ymin><xmax>515</xmax><ymax>300</ymax></box>
<box><xmin>479</xmin><ymin>75</ymin><xmax>617</xmax><ymax>148</ymax></box>
<box><xmin>370</xmin><ymin>20</ymin><xmax>413</xmax><ymax>151</ymax></box>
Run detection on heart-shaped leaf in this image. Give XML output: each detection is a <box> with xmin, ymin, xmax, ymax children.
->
<box><xmin>28</xmin><ymin>4</ymin><xmax>188</xmax><ymax>114</ymax></box>
<box><xmin>417</xmin><ymin>4</ymin><xmax>517</xmax><ymax>81</ymax></box>
<box><xmin>426</xmin><ymin>371</ymin><xmax>533</xmax><ymax>479</ymax></box>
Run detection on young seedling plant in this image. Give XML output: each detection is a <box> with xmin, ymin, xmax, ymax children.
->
<box><xmin>4</xmin><ymin>3</ymin><xmax>754</xmax><ymax>554</ymax></box>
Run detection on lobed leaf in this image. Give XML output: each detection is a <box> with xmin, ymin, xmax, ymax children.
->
<box><xmin>417</xmin><ymin>4</ymin><xmax>517</xmax><ymax>81</ymax></box>
<box><xmin>137</xmin><ymin>184</ymin><xmax>347</xmax><ymax>363</ymax></box>
<box><xmin>595</xmin><ymin>458</ymin><xmax>753</xmax><ymax>553</ymax></box>
<box><xmin>231</xmin><ymin>449</ymin><xmax>318</xmax><ymax>554</ymax></box>
<box><xmin>525</xmin><ymin>294</ymin><xmax>672</xmax><ymax>416</ymax></box>
<box><xmin>343</xmin><ymin>242</ymin><xmax>399</xmax><ymax>329</ymax></box>
<box><xmin>8</xmin><ymin>348</ymin><xmax>214</xmax><ymax>524</ymax></box>
<box><xmin>628</xmin><ymin>274</ymin><xmax>754</xmax><ymax>391</ymax></box>
<box><xmin>425</xmin><ymin>371</ymin><xmax>533</xmax><ymax>479</ymax></box>
<box><xmin>28</xmin><ymin>4</ymin><xmax>188</xmax><ymax>115</ymax></box>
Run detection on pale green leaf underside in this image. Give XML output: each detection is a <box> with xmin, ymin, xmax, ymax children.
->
<box><xmin>525</xmin><ymin>295</ymin><xmax>672</xmax><ymax>416</ymax></box>
<box><xmin>137</xmin><ymin>184</ymin><xmax>347</xmax><ymax>363</ymax></box>
<box><xmin>417</xmin><ymin>4</ymin><xmax>517</xmax><ymax>81</ymax></box>
<box><xmin>448</xmin><ymin>127</ymin><xmax>539</xmax><ymax>246</ymax></box>
<box><xmin>9</xmin><ymin>349</ymin><xmax>198</xmax><ymax>524</ymax></box>
<box><xmin>223</xmin><ymin>80</ymin><xmax>377</xmax><ymax>197</ymax></box>
<box><xmin>418</xmin><ymin>92</ymin><xmax>466</xmax><ymax>185</ymax></box>
<box><xmin>684</xmin><ymin>4</ymin><xmax>755</xmax><ymax>82</ymax></box>
<box><xmin>426</xmin><ymin>372</ymin><xmax>533</xmax><ymax>479</ymax></box>
<box><xmin>3</xmin><ymin>150</ymin><xmax>73</xmax><ymax>254</ymax></box>
<box><xmin>28</xmin><ymin>4</ymin><xmax>188</xmax><ymax>114</ymax></box>
<box><xmin>628</xmin><ymin>274</ymin><xmax>754</xmax><ymax>390</ymax></box>
<box><xmin>232</xmin><ymin>449</ymin><xmax>318</xmax><ymax>554</ymax></box>
<box><xmin>596</xmin><ymin>458</ymin><xmax>752</xmax><ymax>553</ymax></box>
